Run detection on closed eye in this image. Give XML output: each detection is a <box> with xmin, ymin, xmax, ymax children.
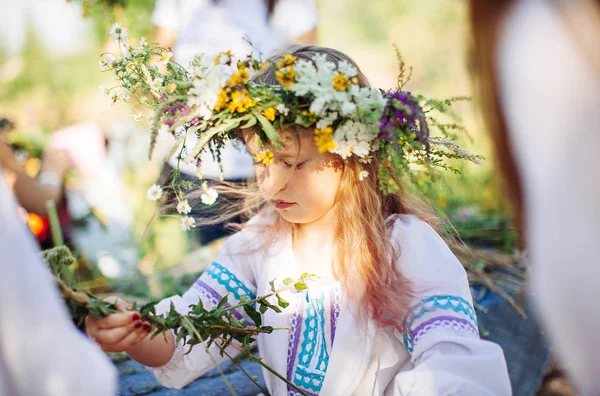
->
<box><xmin>283</xmin><ymin>161</ymin><xmax>307</xmax><ymax>170</ymax></box>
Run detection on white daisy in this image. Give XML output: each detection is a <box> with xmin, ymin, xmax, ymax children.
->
<box><xmin>139</xmin><ymin>37</ymin><xmax>147</xmax><ymax>47</ymax></box>
<box><xmin>108</xmin><ymin>91</ymin><xmax>120</xmax><ymax>105</ymax></box>
<box><xmin>180</xmin><ymin>216</ymin><xmax>196</xmax><ymax>231</ymax></box>
<box><xmin>160</xmin><ymin>51</ymin><xmax>172</xmax><ymax>65</ymax></box>
<box><xmin>358</xmin><ymin>170</ymin><xmax>369</xmax><ymax>181</ymax></box>
<box><xmin>146</xmin><ymin>184</ymin><xmax>163</xmax><ymax>201</ymax></box>
<box><xmin>359</xmin><ymin>155</ymin><xmax>372</xmax><ymax>164</ymax></box>
<box><xmin>109</xmin><ymin>23</ymin><xmax>128</xmax><ymax>42</ymax></box>
<box><xmin>200</xmin><ymin>187</ymin><xmax>218</xmax><ymax>205</ymax></box>
<box><xmin>151</xmin><ymin>77</ymin><xmax>163</xmax><ymax>92</ymax></box>
<box><xmin>276</xmin><ymin>103</ymin><xmax>289</xmax><ymax>116</ymax></box>
<box><xmin>176</xmin><ymin>199</ymin><xmax>192</xmax><ymax>214</ymax></box>
<box><xmin>98</xmin><ymin>85</ymin><xmax>110</xmax><ymax>97</ymax></box>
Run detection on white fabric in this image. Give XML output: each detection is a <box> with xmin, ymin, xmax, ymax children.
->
<box><xmin>152</xmin><ymin>0</ymin><xmax>319</xmax><ymax>179</ymax></box>
<box><xmin>0</xmin><ymin>172</ymin><xmax>118</xmax><ymax>396</ymax></box>
<box><xmin>498</xmin><ymin>1</ymin><xmax>600</xmax><ymax>394</ymax></box>
<box><xmin>147</xmin><ymin>214</ymin><xmax>510</xmax><ymax>395</ymax></box>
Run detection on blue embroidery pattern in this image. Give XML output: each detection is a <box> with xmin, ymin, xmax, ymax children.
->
<box><xmin>203</xmin><ymin>262</ymin><xmax>256</xmax><ymax>301</ymax></box>
<box><xmin>294</xmin><ymin>291</ymin><xmax>329</xmax><ymax>392</ymax></box>
<box><xmin>403</xmin><ymin>295</ymin><xmax>478</xmax><ymax>353</ymax></box>
<box><xmin>287</xmin><ymin>285</ymin><xmax>341</xmax><ymax>396</ymax></box>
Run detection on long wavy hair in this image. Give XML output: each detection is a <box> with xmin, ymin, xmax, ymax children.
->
<box><xmin>190</xmin><ymin>45</ymin><xmax>440</xmax><ymax>331</ymax></box>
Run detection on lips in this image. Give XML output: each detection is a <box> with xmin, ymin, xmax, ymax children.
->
<box><xmin>272</xmin><ymin>200</ymin><xmax>296</xmax><ymax>209</ymax></box>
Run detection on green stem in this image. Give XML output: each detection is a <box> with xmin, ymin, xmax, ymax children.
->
<box><xmin>182</xmin><ymin>316</ymin><xmax>238</xmax><ymax>396</ymax></box>
<box><xmin>223</xmin><ymin>282</ymin><xmax>302</xmax><ymax>313</ymax></box>
<box><xmin>221</xmin><ymin>349</ymin><xmax>268</xmax><ymax>394</ymax></box>
<box><xmin>46</xmin><ymin>200</ymin><xmax>64</xmax><ymax>247</ymax></box>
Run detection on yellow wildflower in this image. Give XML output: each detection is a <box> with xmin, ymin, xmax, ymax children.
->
<box><xmin>260</xmin><ymin>61</ymin><xmax>269</xmax><ymax>70</ymax></box>
<box><xmin>228</xmin><ymin>89</ymin><xmax>255</xmax><ymax>113</ymax></box>
<box><xmin>332</xmin><ymin>73</ymin><xmax>351</xmax><ymax>91</ymax></box>
<box><xmin>167</xmin><ymin>82</ymin><xmax>177</xmax><ymax>93</ymax></box>
<box><xmin>262</xmin><ymin>107</ymin><xmax>276</xmax><ymax>121</ymax></box>
<box><xmin>283</xmin><ymin>54</ymin><xmax>296</xmax><ymax>66</ymax></box>
<box><xmin>255</xmin><ymin>150</ymin><xmax>274</xmax><ymax>165</ymax></box>
<box><xmin>275</xmin><ymin>66</ymin><xmax>296</xmax><ymax>87</ymax></box>
<box><xmin>228</xmin><ymin>69</ymin><xmax>250</xmax><ymax>86</ymax></box>
<box><xmin>314</xmin><ymin>127</ymin><xmax>336</xmax><ymax>153</ymax></box>
<box><xmin>215</xmin><ymin>89</ymin><xmax>230</xmax><ymax>110</ymax></box>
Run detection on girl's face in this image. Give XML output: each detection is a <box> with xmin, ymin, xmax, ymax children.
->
<box><xmin>244</xmin><ymin>128</ymin><xmax>343</xmax><ymax>225</ymax></box>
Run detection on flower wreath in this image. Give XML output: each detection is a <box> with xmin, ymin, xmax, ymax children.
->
<box><xmin>101</xmin><ymin>23</ymin><xmax>482</xmax><ymax>230</ymax></box>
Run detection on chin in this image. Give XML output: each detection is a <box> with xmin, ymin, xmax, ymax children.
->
<box><xmin>276</xmin><ymin>208</ymin><xmax>320</xmax><ymax>225</ymax></box>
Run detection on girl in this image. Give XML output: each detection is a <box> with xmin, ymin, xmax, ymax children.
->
<box><xmin>87</xmin><ymin>45</ymin><xmax>511</xmax><ymax>395</ymax></box>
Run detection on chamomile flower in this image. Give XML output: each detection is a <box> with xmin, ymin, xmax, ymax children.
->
<box><xmin>110</xmin><ymin>23</ymin><xmax>128</xmax><ymax>42</ymax></box>
<box><xmin>180</xmin><ymin>216</ymin><xmax>196</xmax><ymax>231</ymax></box>
<box><xmin>146</xmin><ymin>184</ymin><xmax>163</xmax><ymax>201</ymax></box>
<box><xmin>276</xmin><ymin>103</ymin><xmax>289</xmax><ymax>116</ymax></box>
<box><xmin>139</xmin><ymin>37</ymin><xmax>148</xmax><ymax>47</ymax></box>
<box><xmin>151</xmin><ymin>77</ymin><xmax>163</xmax><ymax>92</ymax></box>
<box><xmin>98</xmin><ymin>85</ymin><xmax>110</xmax><ymax>97</ymax></box>
<box><xmin>160</xmin><ymin>51</ymin><xmax>172</xmax><ymax>65</ymax></box>
<box><xmin>200</xmin><ymin>188</ymin><xmax>218</xmax><ymax>205</ymax></box>
<box><xmin>176</xmin><ymin>199</ymin><xmax>192</xmax><ymax>214</ymax></box>
<box><xmin>359</xmin><ymin>155</ymin><xmax>373</xmax><ymax>164</ymax></box>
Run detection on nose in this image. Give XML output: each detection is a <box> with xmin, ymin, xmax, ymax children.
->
<box><xmin>259</xmin><ymin>163</ymin><xmax>288</xmax><ymax>198</ymax></box>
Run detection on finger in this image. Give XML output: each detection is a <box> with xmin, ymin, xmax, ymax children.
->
<box><xmin>118</xmin><ymin>325</ymin><xmax>150</xmax><ymax>350</ymax></box>
<box><xmin>103</xmin><ymin>297</ymin><xmax>131</xmax><ymax>313</ymax></box>
<box><xmin>95</xmin><ymin>311</ymin><xmax>141</xmax><ymax>330</ymax></box>
<box><xmin>101</xmin><ymin>324</ymin><xmax>150</xmax><ymax>353</ymax></box>
<box><xmin>95</xmin><ymin>320</ymin><xmax>142</xmax><ymax>346</ymax></box>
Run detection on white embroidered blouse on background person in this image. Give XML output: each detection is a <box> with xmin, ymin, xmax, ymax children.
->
<box><xmin>146</xmin><ymin>213</ymin><xmax>511</xmax><ymax>395</ymax></box>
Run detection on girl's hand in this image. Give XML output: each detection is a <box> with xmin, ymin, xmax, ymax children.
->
<box><xmin>85</xmin><ymin>297</ymin><xmax>151</xmax><ymax>353</ymax></box>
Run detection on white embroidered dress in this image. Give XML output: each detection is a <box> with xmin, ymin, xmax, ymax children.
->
<box><xmin>147</xmin><ymin>215</ymin><xmax>511</xmax><ymax>395</ymax></box>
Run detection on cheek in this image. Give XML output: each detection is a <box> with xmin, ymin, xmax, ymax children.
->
<box><xmin>295</xmin><ymin>165</ymin><xmax>341</xmax><ymax>209</ymax></box>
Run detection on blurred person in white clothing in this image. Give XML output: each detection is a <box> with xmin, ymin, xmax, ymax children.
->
<box><xmin>0</xmin><ymin>172</ymin><xmax>117</xmax><ymax>396</ymax></box>
<box><xmin>469</xmin><ymin>0</ymin><xmax>600</xmax><ymax>393</ymax></box>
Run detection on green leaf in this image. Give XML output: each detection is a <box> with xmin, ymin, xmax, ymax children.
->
<box><xmin>259</xmin><ymin>304</ymin><xmax>268</xmax><ymax>314</ymax></box>
<box><xmin>252</xmin><ymin>109</ymin><xmax>282</xmax><ymax>146</ymax></box>
<box><xmin>216</xmin><ymin>294</ymin><xmax>229</xmax><ymax>310</ymax></box>
<box><xmin>294</xmin><ymin>283</ymin><xmax>308</xmax><ymax>291</ymax></box>
<box><xmin>276</xmin><ymin>295</ymin><xmax>289</xmax><ymax>309</ymax></box>
<box><xmin>192</xmin><ymin>298</ymin><xmax>204</xmax><ymax>314</ymax></box>
<box><xmin>240</xmin><ymin>115</ymin><xmax>257</xmax><ymax>129</ymax></box>
<box><xmin>282</xmin><ymin>277</ymin><xmax>293</xmax><ymax>286</ymax></box>
<box><xmin>268</xmin><ymin>279</ymin><xmax>276</xmax><ymax>292</ymax></box>
<box><xmin>243</xmin><ymin>305</ymin><xmax>262</xmax><ymax>327</ymax></box>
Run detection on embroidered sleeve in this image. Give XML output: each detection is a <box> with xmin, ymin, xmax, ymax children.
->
<box><xmin>402</xmin><ymin>294</ymin><xmax>479</xmax><ymax>354</ymax></box>
<box><xmin>146</xmin><ymin>235</ymin><xmax>258</xmax><ymax>389</ymax></box>
<box><xmin>183</xmin><ymin>261</ymin><xmax>257</xmax><ymax>324</ymax></box>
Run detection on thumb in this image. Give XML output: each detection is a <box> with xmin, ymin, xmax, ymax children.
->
<box><xmin>103</xmin><ymin>296</ymin><xmax>131</xmax><ymax>313</ymax></box>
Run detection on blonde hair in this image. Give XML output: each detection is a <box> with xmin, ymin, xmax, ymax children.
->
<box><xmin>189</xmin><ymin>45</ymin><xmax>440</xmax><ymax>330</ymax></box>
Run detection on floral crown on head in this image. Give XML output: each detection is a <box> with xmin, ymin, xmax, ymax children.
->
<box><xmin>101</xmin><ymin>25</ymin><xmax>481</xmax><ymax>230</ymax></box>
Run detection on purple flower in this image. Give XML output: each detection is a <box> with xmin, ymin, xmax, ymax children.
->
<box><xmin>378</xmin><ymin>90</ymin><xmax>429</xmax><ymax>147</ymax></box>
